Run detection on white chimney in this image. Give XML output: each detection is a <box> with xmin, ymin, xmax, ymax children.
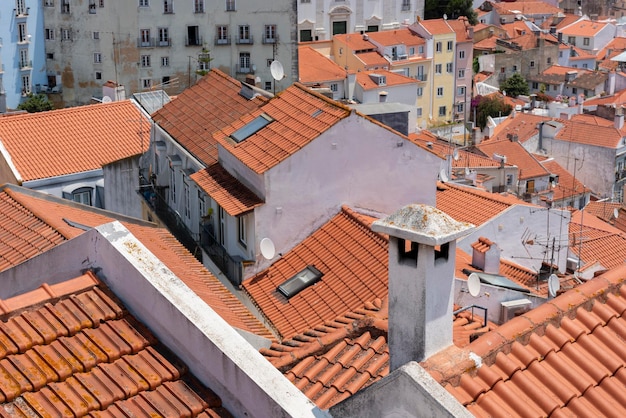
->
<box><xmin>471</xmin><ymin>237</ymin><xmax>500</xmax><ymax>274</ymax></box>
<box><xmin>372</xmin><ymin>204</ymin><xmax>474</xmax><ymax>370</ymax></box>
<box><xmin>615</xmin><ymin>107</ymin><xmax>624</xmax><ymax>130</ymax></box>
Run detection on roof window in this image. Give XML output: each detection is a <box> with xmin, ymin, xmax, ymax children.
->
<box><xmin>277</xmin><ymin>265</ymin><xmax>323</xmax><ymax>298</ymax></box>
<box><xmin>311</xmin><ymin>108</ymin><xmax>323</xmax><ymax>118</ymax></box>
<box><xmin>231</xmin><ymin>114</ymin><xmax>273</xmax><ymax>143</ymax></box>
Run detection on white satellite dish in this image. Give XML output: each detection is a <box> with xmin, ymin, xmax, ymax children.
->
<box><xmin>465</xmin><ymin>167</ymin><xmax>470</xmax><ymax>176</ymax></box>
<box><xmin>468</xmin><ymin>273</ymin><xmax>481</xmax><ymax>297</ymax></box>
<box><xmin>270</xmin><ymin>60</ymin><xmax>285</xmax><ymax>81</ymax></box>
<box><xmin>614</xmin><ymin>208</ymin><xmax>619</xmax><ymax>219</ymax></box>
<box><xmin>548</xmin><ymin>274</ymin><xmax>560</xmax><ymax>298</ymax></box>
<box><xmin>439</xmin><ymin>168</ymin><xmax>449</xmax><ymax>183</ymax></box>
<box><xmin>259</xmin><ymin>237</ymin><xmax>276</xmax><ymax>260</ymax></box>
<box><xmin>453</xmin><ymin>148</ymin><xmax>460</xmax><ymax>161</ymax></box>
<box><xmin>102</xmin><ymin>96</ymin><xmax>113</xmax><ymax>103</ymax></box>
<box><xmin>443</xmin><ymin>13</ymin><xmax>448</xmax><ymax>20</ymax></box>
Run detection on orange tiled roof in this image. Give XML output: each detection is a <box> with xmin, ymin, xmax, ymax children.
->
<box><xmin>0</xmin><ymin>100</ymin><xmax>147</xmax><ymax>182</ymax></box>
<box><xmin>596</xmin><ymin>36</ymin><xmax>626</xmax><ymax>61</ymax></box>
<box><xmin>484</xmin><ymin>91</ymin><xmax>525</xmax><ymax>109</ymax></box>
<box><xmin>559</xmin><ymin>19</ymin><xmax>610</xmax><ymax>36</ymax></box>
<box><xmin>355</xmin><ymin>70</ymin><xmax>416</xmax><ymax>90</ymax></box>
<box><xmin>446</xmin><ymin>18</ymin><xmax>472</xmax><ymax>43</ymax></box>
<box><xmin>584</xmin><ymin>201</ymin><xmax>623</xmax><ymax>222</ymax></box>
<box><xmin>536</xmin><ymin>156</ymin><xmax>590</xmax><ymax>202</ymax></box>
<box><xmin>419</xmin><ymin>18</ymin><xmax>454</xmax><ymax>35</ymax></box>
<box><xmin>569</xmin><ymin>210</ymin><xmax>626</xmax><ymax>271</ymax></box>
<box><xmin>191</xmin><ymin>163</ymin><xmax>263</xmax><ymax>217</ymax></box>
<box><xmin>0</xmin><ymin>271</ymin><xmax>230</xmax><ymax>416</ymax></box>
<box><xmin>215</xmin><ymin>83</ymin><xmax>351</xmax><ymax>174</ymax></box>
<box><xmin>583</xmin><ymin>89</ymin><xmax>626</xmax><ymax>106</ymax></box>
<box><xmin>473</xmin><ymin>36</ymin><xmax>498</xmax><ymax>51</ymax></box>
<box><xmin>356</xmin><ymin>51</ymin><xmax>390</xmax><ymax>67</ymax></box>
<box><xmin>299</xmin><ymin>46</ymin><xmax>347</xmax><ymax>83</ymax></box>
<box><xmin>333</xmin><ymin>33</ymin><xmax>377</xmax><ymax>51</ymax></box>
<box><xmin>555</xmin><ymin>118</ymin><xmax>623</xmax><ymax>148</ymax></box>
<box><xmin>0</xmin><ymin>186</ymin><xmax>272</xmax><ymax>339</ymax></box>
<box><xmin>243</xmin><ymin>206</ymin><xmax>388</xmax><ymax>340</ymax></box>
<box><xmin>364</xmin><ymin>28</ymin><xmax>426</xmax><ymax>47</ymax></box>
<box><xmin>477</xmin><ymin>138</ymin><xmax>550</xmax><ymax>180</ymax></box>
<box><xmin>408</xmin><ymin>133</ymin><xmax>502</xmax><ymax>169</ymax></box>
<box><xmin>436</xmin><ymin>182</ymin><xmax>528</xmax><ymax>226</ymax></box>
<box><xmin>493</xmin><ymin>1</ymin><xmax>560</xmax><ymax>16</ymax></box>
<box><xmin>261</xmin><ymin>297</ymin><xmax>495</xmax><ymax>409</ymax></box>
<box><xmin>152</xmin><ymin>69</ymin><xmax>267</xmax><ymax>166</ymax></box>
<box><xmin>425</xmin><ymin>264</ymin><xmax>626</xmax><ymax>417</ymax></box>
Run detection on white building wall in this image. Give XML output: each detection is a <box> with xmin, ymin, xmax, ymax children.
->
<box><xmin>22</xmin><ymin>169</ymin><xmax>103</xmax><ymax>206</ymax></box>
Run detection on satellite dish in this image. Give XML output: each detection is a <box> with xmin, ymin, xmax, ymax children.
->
<box><xmin>548</xmin><ymin>274</ymin><xmax>560</xmax><ymax>298</ymax></box>
<box><xmin>468</xmin><ymin>273</ymin><xmax>481</xmax><ymax>297</ymax></box>
<box><xmin>614</xmin><ymin>208</ymin><xmax>619</xmax><ymax>219</ymax></box>
<box><xmin>465</xmin><ymin>167</ymin><xmax>470</xmax><ymax>176</ymax></box>
<box><xmin>270</xmin><ymin>60</ymin><xmax>285</xmax><ymax>81</ymax></box>
<box><xmin>259</xmin><ymin>237</ymin><xmax>276</xmax><ymax>260</ymax></box>
<box><xmin>453</xmin><ymin>148</ymin><xmax>460</xmax><ymax>161</ymax></box>
<box><xmin>439</xmin><ymin>168</ymin><xmax>449</xmax><ymax>183</ymax></box>
<box><xmin>443</xmin><ymin>13</ymin><xmax>448</xmax><ymax>20</ymax></box>
<box><xmin>102</xmin><ymin>96</ymin><xmax>113</xmax><ymax>103</ymax></box>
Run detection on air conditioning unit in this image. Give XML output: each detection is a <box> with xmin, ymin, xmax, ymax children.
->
<box><xmin>500</xmin><ymin>299</ymin><xmax>531</xmax><ymax>323</ymax></box>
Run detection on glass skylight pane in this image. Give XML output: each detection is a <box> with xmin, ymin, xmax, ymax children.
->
<box><xmin>277</xmin><ymin>265</ymin><xmax>323</xmax><ymax>298</ymax></box>
<box><xmin>231</xmin><ymin>114</ymin><xmax>272</xmax><ymax>143</ymax></box>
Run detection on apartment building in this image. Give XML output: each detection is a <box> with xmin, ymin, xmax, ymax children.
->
<box><xmin>42</xmin><ymin>0</ymin><xmax>297</xmax><ymax>107</ymax></box>
<box><xmin>0</xmin><ymin>0</ymin><xmax>47</xmax><ymax>111</ymax></box>
<box><xmin>297</xmin><ymin>0</ymin><xmax>424</xmax><ymax>42</ymax></box>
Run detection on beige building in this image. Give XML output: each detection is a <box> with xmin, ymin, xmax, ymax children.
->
<box><xmin>42</xmin><ymin>0</ymin><xmax>297</xmax><ymax>106</ymax></box>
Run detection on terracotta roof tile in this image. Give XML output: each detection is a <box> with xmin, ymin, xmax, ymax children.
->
<box><xmin>477</xmin><ymin>138</ymin><xmax>550</xmax><ymax>180</ymax></box>
<box><xmin>333</xmin><ymin>34</ymin><xmax>377</xmax><ymax>51</ymax></box>
<box><xmin>560</xmin><ymin>20</ymin><xmax>610</xmax><ymax>37</ymax></box>
<box><xmin>215</xmin><ymin>84</ymin><xmax>351</xmax><ymax>174</ymax></box>
<box><xmin>0</xmin><ymin>186</ymin><xmax>272</xmax><ymax>339</ymax></box>
<box><xmin>355</xmin><ymin>51</ymin><xmax>390</xmax><ymax>67</ymax></box>
<box><xmin>355</xmin><ymin>70</ymin><xmax>416</xmax><ymax>91</ymax></box>
<box><xmin>584</xmin><ymin>89</ymin><xmax>626</xmax><ymax>107</ymax></box>
<box><xmin>243</xmin><ymin>207</ymin><xmax>387</xmax><ymax>340</ymax></box>
<box><xmin>409</xmin><ymin>133</ymin><xmax>502</xmax><ymax>169</ymax></box>
<box><xmin>0</xmin><ymin>273</ymin><xmax>230</xmax><ymax>417</ymax></box>
<box><xmin>424</xmin><ymin>264</ymin><xmax>626</xmax><ymax>418</ymax></box>
<box><xmin>493</xmin><ymin>1</ymin><xmax>560</xmax><ymax>16</ymax></box>
<box><xmin>191</xmin><ymin>163</ymin><xmax>263</xmax><ymax>217</ymax></box>
<box><xmin>536</xmin><ymin>156</ymin><xmax>591</xmax><ymax>203</ymax></box>
<box><xmin>299</xmin><ymin>46</ymin><xmax>347</xmax><ymax>83</ymax></box>
<box><xmin>490</xmin><ymin>113</ymin><xmax>547</xmax><ymax>143</ymax></box>
<box><xmin>0</xmin><ymin>101</ymin><xmax>147</xmax><ymax>182</ymax></box>
<box><xmin>555</xmin><ymin>118</ymin><xmax>623</xmax><ymax>148</ymax></box>
<box><xmin>152</xmin><ymin>69</ymin><xmax>267</xmax><ymax>165</ymax></box>
<box><xmin>569</xmin><ymin>210</ymin><xmax>626</xmax><ymax>272</ymax></box>
<box><xmin>364</xmin><ymin>28</ymin><xmax>426</xmax><ymax>47</ymax></box>
<box><xmin>419</xmin><ymin>19</ymin><xmax>454</xmax><ymax>35</ymax></box>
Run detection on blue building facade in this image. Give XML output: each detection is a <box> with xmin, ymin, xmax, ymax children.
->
<box><xmin>0</xmin><ymin>0</ymin><xmax>46</xmax><ymax>112</ymax></box>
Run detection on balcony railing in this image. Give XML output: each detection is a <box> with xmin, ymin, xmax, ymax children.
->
<box><xmin>19</xmin><ymin>60</ymin><xmax>32</xmax><ymax>70</ymax></box>
<box><xmin>262</xmin><ymin>35</ymin><xmax>279</xmax><ymax>44</ymax></box>
<box><xmin>215</xmin><ymin>36</ymin><xmax>231</xmax><ymax>45</ymax></box>
<box><xmin>236</xmin><ymin>64</ymin><xmax>254</xmax><ymax>74</ymax></box>
<box><xmin>138</xmin><ymin>37</ymin><xmax>156</xmax><ymax>47</ymax></box>
<box><xmin>236</xmin><ymin>36</ymin><xmax>254</xmax><ymax>45</ymax></box>
<box><xmin>200</xmin><ymin>224</ymin><xmax>243</xmax><ymax>286</ymax></box>
<box><xmin>158</xmin><ymin>39</ymin><xmax>171</xmax><ymax>47</ymax></box>
<box><xmin>185</xmin><ymin>36</ymin><xmax>203</xmax><ymax>46</ymax></box>
<box><xmin>414</xmin><ymin>74</ymin><xmax>427</xmax><ymax>82</ymax></box>
<box><xmin>15</xmin><ymin>7</ymin><xmax>30</xmax><ymax>17</ymax></box>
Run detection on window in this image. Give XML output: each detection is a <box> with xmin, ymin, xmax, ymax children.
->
<box><xmin>567</xmin><ymin>36</ymin><xmax>575</xmax><ymax>45</ymax></box>
<box><xmin>584</xmin><ymin>89</ymin><xmax>588</xmax><ymax>96</ymax></box>
<box><xmin>437</xmin><ymin>87</ymin><xmax>443</xmax><ymax>96</ymax></box>
<box><xmin>93</xmin><ymin>31</ymin><xmax>100</xmax><ymax>40</ymax></box>
<box><xmin>158</xmin><ymin>27</ymin><xmax>169</xmax><ymax>46</ymax></box>
<box><xmin>142</xmin><ymin>78</ymin><xmax>152</xmax><ymax>89</ymax></box>
<box><xmin>238</xmin><ymin>216</ymin><xmax>246</xmax><ymax>248</ymax></box>
<box><xmin>163</xmin><ymin>0</ymin><xmax>173</xmax><ymax>13</ymax></box>
<box><xmin>226</xmin><ymin>0</ymin><xmax>235</xmax><ymax>11</ymax></box>
<box><xmin>417</xmin><ymin>87</ymin><xmax>423</xmax><ymax>96</ymax></box>
<box><xmin>61</xmin><ymin>0</ymin><xmax>70</xmax><ymax>13</ymax></box>
<box><xmin>459</xmin><ymin>50</ymin><xmax>465</xmax><ymax>59</ymax></box>
<box><xmin>61</xmin><ymin>28</ymin><xmax>72</xmax><ymax>41</ymax></box>
<box><xmin>401</xmin><ymin>0</ymin><xmax>410</xmax><ymax>11</ymax></box>
<box><xmin>141</xmin><ymin>55</ymin><xmax>151</xmax><ymax>67</ymax></box>
<box><xmin>526</xmin><ymin>179</ymin><xmax>535</xmax><ymax>194</ymax></box>
<box><xmin>267</xmin><ymin>59</ymin><xmax>273</xmax><ymax>67</ymax></box>
<box><xmin>436</xmin><ymin>42</ymin><xmax>442</xmax><ymax>52</ymax></box>
<box><xmin>301</xmin><ymin>0</ymin><xmax>310</xmax><ymax>2</ymax></box>
<box><xmin>187</xmin><ymin>26</ymin><xmax>200</xmax><ymax>45</ymax></box>
<box><xmin>18</xmin><ymin>23</ymin><xmax>27</xmax><ymax>43</ymax></box>
<box><xmin>559</xmin><ymin>51</ymin><xmax>563</xmax><ymax>58</ymax></box>
<box><xmin>16</xmin><ymin>0</ymin><xmax>27</xmax><ymax>15</ymax></box>
<box><xmin>532</xmin><ymin>82</ymin><xmax>538</xmax><ymax>89</ymax></box>
<box><xmin>94</xmin><ymin>52</ymin><xmax>102</xmax><ymax>63</ymax></box>
<box><xmin>457</xmin><ymin>86</ymin><xmax>466</xmax><ymax>96</ymax></box>
<box><xmin>169</xmin><ymin>165</ymin><xmax>176</xmax><ymax>203</ymax></box>
<box><xmin>45</xmin><ymin>28</ymin><xmax>55</xmax><ymax>40</ymax></box>
<box><xmin>183</xmin><ymin>177</ymin><xmax>190</xmax><ymax>219</ymax></box>
<box><xmin>161</xmin><ymin>56</ymin><xmax>169</xmax><ymax>66</ymax></box>
<box><xmin>416</xmin><ymin>107</ymin><xmax>422</xmax><ymax>117</ymax></box>
<box><xmin>583</xmin><ymin>37</ymin><xmax>589</xmax><ymax>46</ymax></box>
<box><xmin>409</xmin><ymin>47</ymin><xmax>415</xmax><ymax>56</ymax></box>
<box><xmin>435</xmin><ymin>64</ymin><xmax>442</xmax><ymax>74</ymax></box>
<box><xmin>198</xmin><ymin>191</ymin><xmax>206</xmax><ymax>220</ymax></box>
<box><xmin>217</xmin><ymin>25</ymin><xmax>229</xmax><ymax>44</ymax></box>
<box><xmin>512</xmin><ymin>65</ymin><xmax>517</xmax><ymax>72</ymax></box>
<box><xmin>572</xmin><ymin>87</ymin><xmax>577</xmax><ymax>94</ymax></box>
<box><xmin>72</xmin><ymin>188</ymin><xmax>92</xmax><ymax>205</ymax></box>
<box><xmin>21</xmin><ymin>75</ymin><xmax>31</xmax><ymax>95</ymax></box>
<box><xmin>530</xmin><ymin>60</ymin><xmax>535</xmax><ymax>68</ymax></box>
<box><xmin>447</xmin><ymin>41</ymin><xmax>453</xmax><ymax>51</ymax></box>
<box><xmin>218</xmin><ymin>206</ymin><xmax>225</xmax><ymax>246</ymax></box>
<box><xmin>582</xmin><ymin>63</ymin><xmax>588</xmax><ymax>69</ymax></box>
<box><xmin>438</xmin><ymin>105</ymin><xmax>446</xmax><ymax>117</ymax></box>
<box><xmin>89</xmin><ymin>0</ymin><xmax>96</xmax><ymax>13</ymax></box>
<box><xmin>458</xmin><ymin>69</ymin><xmax>465</xmax><ymax>78</ymax></box>
<box><xmin>367</xmin><ymin>25</ymin><xmax>378</xmax><ymax>32</ymax></box>
<box><xmin>500</xmin><ymin>67</ymin><xmax>505</xmax><ymax>73</ymax></box>
<box><xmin>19</xmin><ymin>49</ymin><xmax>29</xmax><ymax>69</ymax></box>
<box><xmin>45</xmin><ymin>0</ymin><xmax>54</xmax><ymax>6</ymax></box>
<box><xmin>330</xmin><ymin>83</ymin><xmax>338</xmax><ymax>92</ymax></box>
<box><xmin>418</xmin><ymin>45</ymin><xmax>424</xmax><ymax>54</ymax></box>
<box><xmin>99</xmin><ymin>0</ymin><xmax>104</xmax><ymax>6</ymax></box>
<box><xmin>95</xmin><ymin>71</ymin><xmax>102</xmax><ymax>80</ymax></box>
<box><xmin>446</xmin><ymin>62</ymin><xmax>453</xmax><ymax>73</ymax></box>
<box><xmin>194</xmin><ymin>0</ymin><xmax>204</xmax><ymax>12</ymax></box>
<box><xmin>139</xmin><ymin>0</ymin><xmax>148</xmax><ymax>5</ymax></box>
<box><xmin>238</xmin><ymin>52</ymin><xmax>251</xmax><ymax>73</ymax></box>
<box><xmin>231</xmin><ymin>114</ymin><xmax>272</xmax><ymax>142</ymax></box>
<box><xmin>46</xmin><ymin>53</ymin><xmax>54</xmax><ymax>59</ymax></box>
<box><xmin>140</xmin><ymin>29</ymin><xmax>151</xmax><ymax>46</ymax></box>
<box><xmin>277</xmin><ymin>266</ymin><xmax>323</xmax><ymax>299</ymax></box>
<box><xmin>547</xmin><ymin>57</ymin><xmax>552</xmax><ymax>64</ymax></box>
<box><xmin>238</xmin><ymin>25</ymin><xmax>251</xmax><ymax>43</ymax></box>
<box><xmin>264</xmin><ymin>25</ymin><xmax>277</xmax><ymax>43</ymax></box>
<box><xmin>300</xmin><ymin>29</ymin><xmax>312</xmax><ymax>42</ymax></box>
<box><xmin>265</xmin><ymin>81</ymin><xmax>272</xmax><ymax>91</ymax></box>
<box><xmin>506</xmin><ymin>174</ymin><xmax>513</xmax><ymax>186</ymax></box>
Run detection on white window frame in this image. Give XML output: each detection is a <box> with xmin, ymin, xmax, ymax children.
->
<box><xmin>163</xmin><ymin>0</ymin><xmax>173</xmax><ymax>13</ymax></box>
<box><xmin>194</xmin><ymin>0</ymin><xmax>204</xmax><ymax>13</ymax></box>
<box><xmin>18</xmin><ymin>23</ymin><xmax>27</xmax><ymax>43</ymax></box>
<box><xmin>446</xmin><ymin>62</ymin><xmax>453</xmax><ymax>73</ymax></box>
<box><xmin>238</xmin><ymin>215</ymin><xmax>247</xmax><ymax>248</ymax></box>
<box><xmin>447</xmin><ymin>40</ymin><xmax>453</xmax><ymax>51</ymax></box>
<box><xmin>437</xmin><ymin>87</ymin><xmax>443</xmax><ymax>97</ymax></box>
<box><xmin>435</xmin><ymin>42</ymin><xmax>442</xmax><ymax>52</ymax></box>
<box><xmin>45</xmin><ymin>28</ymin><xmax>55</xmax><ymax>40</ymax></box>
<box><xmin>458</xmin><ymin>69</ymin><xmax>465</xmax><ymax>78</ymax></box>
<box><xmin>158</xmin><ymin>28</ymin><xmax>169</xmax><ymax>46</ymax></box>
<box><xmin>21</xmin><ymin>74</ymin><xmax>31</xmax><ymax>95</ymax></box>
<box><xmin>438</xmin><ymin>105</ymin><xmax>446</xmax><ymax>117</ymax></box>
<box><xmin>226</xmin><ymin>0</ymin><xmax>235</xmax><ymax>11</ymax></box>
<box><xmin>139</xmin><ymin>0</ymin><xmax>149</xmax><ymax>6</ymax></box>
<box><xmin>435</xmin><ymin>64</ymin><xmax>442</xmax><ymax>74</ymax></box>
<box><xmin>161</xmin><ymin>56</ymin><xmax>170</xmax><ymax>66</ymax></box>
<box><xmin>459</xmin><ymin>50</ymin><xmax>465</xmax><ymax>59</ymax></box>
<box><xmin>142</xmin><ymin>78</ymin><xmax>152</xmax><ymax>89</ymax></box>
<box><xmin>94</xmin><ymin>52</ymin><xmax>102</xmax><ymax>63</ymax></box>
<box><xmin>264</xmin><ymin>24</ymin><xmax>277</xmax><ymax>43</ymax></box>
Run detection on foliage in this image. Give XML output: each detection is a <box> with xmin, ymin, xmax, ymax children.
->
<box><xmin>195</xmin><ymin>47</ymin><xmax>213</xmax><ymax>77</ymax></box>
<box><xmin>446</xmin><ymin>0</ymin><xmax>478</xmax><ymax>25</ymax></box>
<box><xmin>500</xmin><ymin>73</ymin><xmax>529</xmax><ymax>98</ymax></box>
<box><xmin>17</xmin><ymin>93</ymin><xmax>54</xmax><ymax>113</ymax></box>
<box><xmin>535</xmin><ymin>92</ymin><xmax>553</xmax><ymax>102</ymax></box>
<box><xmin>473</xmin><ymin>57</ymin><xmax>480</xmax><ymax>74</ymax></box>
<box><xmin>471</xmin><ymin>95</ymin><xmax>513</xmax><ymax>129</ymax></box>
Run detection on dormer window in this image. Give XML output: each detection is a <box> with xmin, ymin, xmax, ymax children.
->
<box><xmin>230</xmin><ymin>114</ymin><xmax>273</xmax><ymax>143</ymax></box>
<box><xmin>277</xmin><ymin>266</ymin><xmax>323</xmax><ymax>298</ymax></box>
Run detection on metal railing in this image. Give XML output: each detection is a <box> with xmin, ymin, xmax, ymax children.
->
<box><xmin>185</xmin><ymin>36</ymin><xmax>203</xmax><ymax>46</ymax></box>
<box><xmin>453</xmin><ymin>305</ymin><xmax>488</xmax><ymax>327</ymax></box>
<box><xmin>236</xmin><ymin>36</ymin><xmax>254</xmax><ymax>44</ymax></box>
<box><xmin>215</xmin><ymin>36</ymin><xmax>231</xmax><ymax>45</ymax></box>
<box><xmin>138</xmin><ymin>37</ymin><xmax>156</xmax><ymax>47</ymax></box>
<box><xmin>200</xmin><ymin>224</ymin><xmax>243</xmax><ymax>286</ymax></box>
<box><xmin>236</xmin><ymin>64</ymin><xmax>254</xmax><ymax>74</ymax></box>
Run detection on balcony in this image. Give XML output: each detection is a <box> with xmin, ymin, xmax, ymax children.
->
<box><xmin>200</xmin><ymin>224</ymin><xmax>244</xmax><ymax>286</ymax></box>
<box><xmin>14</xmin><ymin>7</ymin><xmax>30</xmax><ymax>17</ymax></box>
<box><xmin>414</xmin><ymin>74</ymin><xmax>427</xmax><ymax>82</ymax></box>
<box><xmin>262</xmin><ymin>34</ymin><xmax>279</xmax><ymax>44</ymax></box>
<box><xmin>214</xmin><ymin>36</ymin><xmax>231</xmax><ymax>45</ymax></box>
<box><xmin>236</xmin><ymin>64</ymin><xmax>254</xmax><ymax>74</ymax></box>
<box><xmin>19</xmin><ymin>60</ymin><xmax>32</xmax><ymax>70</ymax></box>
<box><xmin>185</xmin><ymin>36</ymin><xmax>203</xmax><ymax>46</ymax></box>
<box><xmin>138</xmin><ymin>37</ymin><xmax>156</xmax><ymax>47</ymax></box>
<box><xmin>158</xmin><ymin>39</ymin><xmax>171</xmax><ymax>47</ymax></box>
<box><xmin>89</xmin><ymin>4</ymin><xmax>96</xmax><ymax>13</ymax></box>
<box><xmin>236</xmin><ymin>36</ymin><xmax>254</xmax><ymax>45</ymax></box>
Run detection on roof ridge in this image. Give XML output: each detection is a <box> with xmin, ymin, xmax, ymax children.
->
<box><xmin>340</xmin><ymin>206</ymin><xmax>389</xmax><ymax>244</ymax></box>
<box><xmin>291</xmin><ymin>82</ymin><xmax>354</xmax><ymax>114</ymax></box>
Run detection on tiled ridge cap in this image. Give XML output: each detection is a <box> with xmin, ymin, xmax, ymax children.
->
<box><xmin>289</xmin><ymin>82</ymin><xmax>354</xmax><ymax>114</ymax></box>
<box><xmin>340</xmin><ymin>205</ymin><xmax>389</xmax><ymax>244</ymax></box>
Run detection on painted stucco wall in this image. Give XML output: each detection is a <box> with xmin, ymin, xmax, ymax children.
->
<box><xmin>103</xmin><ymin>156</ymin><xmax>142</xmax><ymax>219</ymax></box>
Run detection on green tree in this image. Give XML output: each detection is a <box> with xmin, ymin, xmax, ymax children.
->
<box><xmin>17</xmin><ymin>93</ymin><xmax>54</xmax><ymax>113</ymax></box>
<box><xmin>472</xmin><ymin>95</ymin><xmax>513</xmax><ymax>129</ymax></box>
<box><xmin>446</xmin><ymin>0</ymin><xmax>478</xmax><ymax>25</ymax></box>
<box><xmin>500</xmin><ymin>73</ymin><xmax>529</xmax><ymax>98</ymax></box>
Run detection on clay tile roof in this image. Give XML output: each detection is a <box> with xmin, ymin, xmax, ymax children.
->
<box><xmin>333</xmin><ymin>33</ymin><xmax>377</xmax><ymax>51</ymax></box>
<box><xmin>356</xmin><ymin>51</ymin><xmax>390</xmax><ymax>67</ymax></box>
<box><xmin>191</xmin><ymin>163</ymin><xmax>263</xmax><ymax>217</ymax></box>
<box><xmin>473</xmin><ymin>36</ymin><xmax>498</xmax><ymax>51</ymax></box>
<box><xmin>584</xmin><ymin>201</ymin><xmax>623</xmax><ymax>222</ymax></box>
<box><xmin>298</xmin><ymin>46</ymin><xmax>347</xmax><ymax>83</ymax></box>
<box><xmin>436</xmin><ymin>182</ymin><xmax>528</xmax><ymax>226</ymax></box>
<box><xmin>424</xmin><ymin>263</ymin><xmax>626</xmax><ymax>417</ymax></box>
<box><xmin>569</xmin><ymin>210</ymin><xmax>626</xmax><ymax>271</ymax></box>
<box><xmin>0</xmin><ymin>271</ymin><xmax>231</xmax><ymax>416</ymax></box>
<box><xmin>0</xmin><ymin>100</ymin><xmax>147</xmax><ymax>182</ymax></box>
<box><xmin>356</xmin><ymin>70</ymin><xmax>416</xmax><ymax>90</ymax></box>
<box><xmin>535</xmin><ymin>156</ymin><xmax>590</xmax><ymax>202</ymax></box>
<box><xmin>471</xmin><ymin>237</ymin><xmax>494</xmax><ymax>253</ymax></box>
<box><xmin>477</xmin><ymin>138</ymin><xmax>550</xmax><ymax>180</ymax></box>
<box><xmin>583</xmin><ymin>89</ymin><xmax>626</xmax><ymax>106</ymax></box>
<box><xmin>261</xmin><ymin>297</ymin><xmax>495</xmax><ymax>409</ymax></box>
<box><xmin>243</xmin><ymin>206</ymin><xmax>388</xmax><ymax>340</ymax></box>
<box><xmin>559</xmin><ymin>20</ymin><xmax>609</xmax><ymax>36</ymax></box>
<box><xmin>215</xmin><ymin>83</ymin><xmax>351</xmax><ymax>174</ymax></box>
<box><xmin>364</xmin><ymin>28</ymin><xmax>426</xmax><ymax>47</ymax></box>
<box><xmin>408</xmin><ymin>133</ymin><xmax>502</xmax><ymax>168</ymax></box>
<box><xmin>596</xmin><ymin>36</ymin><xmax>626</xmax><ymax>61</ymax></box>
<box><xmin>555</xmin><ymin>118</ymin><xmax>623</xmax><ymax>148</ymax></box>
<box><xmin>152</xmin><ymin>69</ymin><xmax>267</xmax><ymax>165</ymax></box>
<box><xmin>419</xmin><ymin>18</ymin><xmax>454</xmax><ymax>35</ymax></box>
<box><xmin>446</xmin><ymin>18</ymin><xmax>472</xmax><ymax>43</ymax></box>
<box><xmin>0</xmin><ymin>186</ymin><xmax>272</xmax><ymax>339</ymax></box>
<box><xmin>493</xmin><ymin>1</ymin><xmax>560</xmax><ymax>15</ymax></box>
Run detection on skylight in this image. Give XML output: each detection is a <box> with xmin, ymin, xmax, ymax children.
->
<box><xmin>230</xmin><ymin>114</ymin><xmax>273</xmax><ymax>143</ymax></box>
<box><xmin>277</xmin><ymin>265</ymin><xmax>323</xmax><ymax>298</ymax></box>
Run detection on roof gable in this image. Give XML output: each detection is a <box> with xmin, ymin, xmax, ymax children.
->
<box><xmin>477</xmin><ymin>139</ymin><xmax>550</xmax><ymax>180</ymax></box>
<box><xmin>298</xmin><ymin>46</ymin><xmax>347</xmax><ymax>83</ymax></box>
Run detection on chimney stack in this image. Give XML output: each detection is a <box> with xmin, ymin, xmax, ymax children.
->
<box><xmin>616</xmin><ymin>107</ymin><xmax>624</xmax><ymax>130</ymax></box>
<box><xmin>372</xmin><ymin>204</ymin><xmax>474</xmax><ymax>370</ymax></box>
<box><xmin>471</xmin><ymin>237</ymin><xmax>500</xmax><ymax>274</ymax></box>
